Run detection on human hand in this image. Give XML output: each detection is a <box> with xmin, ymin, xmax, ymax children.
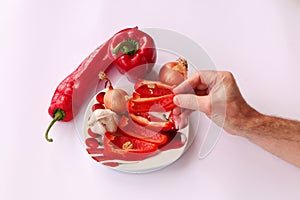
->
<box><xmin>173</xmin><ymin>71</ymin><xmax>300</xmax><ymax>168</ymax></box>
<box><xmin>173</xmin><ymin>71</ymin><xmax>259</xmax><ymax>135</ymax></box>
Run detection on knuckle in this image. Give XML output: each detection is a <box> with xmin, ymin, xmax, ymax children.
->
<box><xmin>219</xmin><ymin>71</ymin><xmax>234</xmax><ymax>82</ymax></box>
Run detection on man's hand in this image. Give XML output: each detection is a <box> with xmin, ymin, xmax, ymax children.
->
<box><xmin>173</xmin><ymin>71</ymin><xmax>259</xmax><ymax>135</ymax></box>
<box><xmin>173</xmin><ymin>70</ymin><xmax>300</xmax><ymax>168</ymax></box>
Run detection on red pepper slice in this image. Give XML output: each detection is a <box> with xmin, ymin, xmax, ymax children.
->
<box><xmin>134</xmin><ymin>79</ymin><xmax>174</xmax><ymax>97</ymax></box>
<box><xmin>129</xmin><ymin>113</ymin><xmax>175</xmax><ymax>132</ymax></box>
<box><xmin>85</xmin><ymin>128</ymin><xmax>159</xmax><ymax>162</ymax></box>
<box><xmin>102</xmin><ymin>132</ymin><xmax>158</xmax><ymax>161</ymax></box>
<box><xmin>109</xmin><ymin>27</ymin><xmax>156</xmax><ymax>82</ymax></box>
<box><xmin>105</xmin><ymin>133</ymin><xmax>158</xmax><ymax>153</ymax></box>
<box><xmin>158</xmin><ymin>131</ymin><xmax>187</xmax><ymax>151</ymax></box>
<box><xmin>87</xmin><ymin>148</ymin><xmax>104</xmax><ymax>155</ymax></box>
<box><xmin>118</xmin><ymin>115</ymin><xmax>167</xmax><ymax>145</ymax></box>
<box><xmin>128</xmin><ymin>94</ymin><xmax>176</xmax><ymax>113</ymax></box>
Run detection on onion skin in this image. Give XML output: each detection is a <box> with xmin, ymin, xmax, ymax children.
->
<box><xmin>99</xmin><ymin>72</ymin><xmax>129</xmax><ymax>114</ymax></box>
<box><xmin>158</xmin><ymin>58</ymin><xmax>188</xmax><ymax>86</ymax></box>
<box><xmin>104</xmin><ymin>88</ymin><xmax>128</xmax><ymax>114</ymax></box>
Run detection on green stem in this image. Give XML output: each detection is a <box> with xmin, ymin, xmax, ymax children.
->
<box><xmin>45</xmin><ymin>109</ymin><xmax>65</xmax><ymax>142</ymax></box>
<box><xmin>112</xmin><ymin>38</ymin><xmax>139</xmax><ymax>56</ymax></box>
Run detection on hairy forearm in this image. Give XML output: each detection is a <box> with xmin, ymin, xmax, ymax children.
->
<box><xmin>235</xmin><ymin>111</ymin><xmax>300</xmax><ymax>168</ymax></box>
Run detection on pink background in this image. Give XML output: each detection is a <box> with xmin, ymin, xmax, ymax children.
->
<box><xmin>1</xmin><ymin>0</ymin><xmax>300</xmax><ymax>199</ymax></box>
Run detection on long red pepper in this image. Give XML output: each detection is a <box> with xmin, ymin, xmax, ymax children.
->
<box><xmin>45</xmin><ymin>27</ymin><xmax>156</xmax><ymax>143</ymax></box>
<box><xmin>45</xmin><ymin>37</ymin><xmax>115</xmax><ymax>142</ymax></box>
<box><xmin>45</xmin><ymin>44</ymin><xmax>110</xmax><ymax>142</ymax></box>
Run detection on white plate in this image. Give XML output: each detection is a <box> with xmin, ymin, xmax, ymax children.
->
<box><xmin>82</xmin><ymin>59</ymin><xmax>194</xmax><ymax>173</ymax></box>
<box><xmin>73</xmin><ymin>28</ymin><xmax>220</xmax><ymax>173</ymax></box>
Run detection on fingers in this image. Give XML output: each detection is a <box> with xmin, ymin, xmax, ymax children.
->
<box><xmin>173</xmin><ymin>72</ymin><xmax>203</xmax><ymax>94</ymax></box>
<box><xmin>173</xmin><ymin>70</ymin><xmax>220</xmax><ymax>94</ymax></box>
<box><xmin>173</xmin><ymin>94</ymin><xmax>210</xmax><ymax>114</ymax></box>
<box><xmin>172</xmin><ymin>109</ymin><xmax>193</xmax><ymax>129</ymax></box>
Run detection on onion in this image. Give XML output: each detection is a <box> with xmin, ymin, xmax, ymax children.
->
<box><xmin>99</xmin><ymin>72</ymin><xmax>128</xmax><ymax>114</ymax></box>
<box><xmin>158</xmin><ymin>58</ymin><xmax>188</xmax><ymax>86</ymax></box>
<box><xmin>104</xmin><ymin>88</ymin><xmax>128</xmax><ymax>114</ymax></box>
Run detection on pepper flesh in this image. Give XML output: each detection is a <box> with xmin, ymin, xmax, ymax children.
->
<box><xmin>102</xmin><ymin>132</ymin><xmax>159</xmax><ymax>161</ymax></box>
<box><xmin>134</xmin><ymin>79</ymin><xmax>174</xmax><ymax>97</ymax></box>
<box><xmin>129</xmin><ymin>113</ymin><xmax>175</xmax><ymax>132</ymax></box>
<box><xmin>118</xmin><ymin>115</ymin><xmax>168</xmax><ymax>145</ymax></box>
<box><xmin>128</xmin><ymin>94</ymin><xmax>176</xmax><ymax>113</ymax></box>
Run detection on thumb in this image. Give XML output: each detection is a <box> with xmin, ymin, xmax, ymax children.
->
<box><xmin>173</xmin><ymin>94</ymin><xmax>210</xmax><ymax>114</ymax></box>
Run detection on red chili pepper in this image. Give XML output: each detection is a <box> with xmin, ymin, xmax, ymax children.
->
<box><xmin>109</xmin><ymin>27</ymin><xmax>156</xmax><ymax>82</ymax></box>
<box><xmin>128</xmin><ymin>94</ymin><xmax>176</xmax><ymax>113</ymax></box>
<box><xmin>46</xmin><ymin>62</ymin><xmax>88</xmax><ymax>142</ymax></box>
<box><xmin>134</xmin><ymin>79</ymin><xmax>174</xmax><ymax>97</ymax></box>
<box><xmin>45</xmin><ymin>27</ymin><xmax>139</xmax><ymax>142</ymax></box>
<box><xmin>118</xmin><ymin>115</ymin><xmax>168</xmax><ymax>145</ymax></box>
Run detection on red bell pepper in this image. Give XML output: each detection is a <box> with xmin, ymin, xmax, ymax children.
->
<box><xmin>134</xmin><ymin>79</ymin><xmax>174</xmax><ymax>97</ymax></box>
<box><xmin>109</xmin><ymin>27</ymin><xmax>156</xmax><ymax>82</ymax></box>
<box><xmin>118</xmin><ymin>115</ymin><xmax>168</xmax><ymax>145</ymax></box>
<box><xmin>128</xmin><ymin>94</ymin><xmax>176</xmax><ymax>113</ymax></box>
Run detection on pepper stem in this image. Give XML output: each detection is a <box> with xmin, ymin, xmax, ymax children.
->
<box><xmin>112</xmin><ymin>38</ymin><xmax>139</xmax><ymax>56</ymax></box>
<box><xmin>162</xmin><ymin>114</ymin><xmax>171</xmax><ymax>122</ymax></box>
<box><xmin>99</xmin><ymin>72</ymin><xmax>113</xmax><ymax>89</ymax></box>
<box><xmin>45</xmin><ymin>109</ymin><xmax>65</xmax><ymax>142</ymax></box>
<box><xmin>177</xmin><ymin>58</ymin><xmax>188</xmax><ymax>68</ymax></box>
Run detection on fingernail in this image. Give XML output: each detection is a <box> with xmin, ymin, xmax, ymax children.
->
<box><xmin>173</xmin><ymin>96</ymin><xmax>180</xmax><ymax>105</ymax></box>
<box><xmin>172</xmin><ymin>107</ymin><xmax>181</xmax><ymax>115</ymax></box>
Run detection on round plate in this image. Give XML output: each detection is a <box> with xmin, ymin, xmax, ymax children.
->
<box><xmin>72</xmin><ymin>28</ymin><xmax>221</xmax><ymax>173</ymax></box>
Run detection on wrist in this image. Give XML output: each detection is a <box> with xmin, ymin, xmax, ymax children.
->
<box><xmin>237</xmin><ymin>110</ymin><xmax>265</xmax><ymax>138</ymax></box>
<box><xmin>224</xmin><ymin>104</ymin><xmax>263</xmax><ymax>137</ymax></box>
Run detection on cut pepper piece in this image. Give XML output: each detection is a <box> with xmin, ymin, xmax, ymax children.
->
<box><xmin>118</xmin><ymin>115</ymin><xmax>168</xmax><ymax>145</ymax></box>
<box><xmin>128</xmin><ymin>94</ymin><xmax>176</xmax><ymax>113</ymax></box>
<box><xmin>134</xmin><ymin>79</ymin><xmax>174</xmax><ymax>97</ymax></box>
<box><xmin>129</xmin><ymin>113</ymin><xmax>175</xmax><ymax>132</ymax></box>
<box><xmin>102</xmin><ymin>132</ymin><xmax>159</xmax><ymax>161</ymax></box>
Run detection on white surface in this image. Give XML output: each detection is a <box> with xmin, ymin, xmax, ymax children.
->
<box><xmin>1</xmin><ymin>0</ymin><xmax>300</xmax><ymax>200</ymax></box>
